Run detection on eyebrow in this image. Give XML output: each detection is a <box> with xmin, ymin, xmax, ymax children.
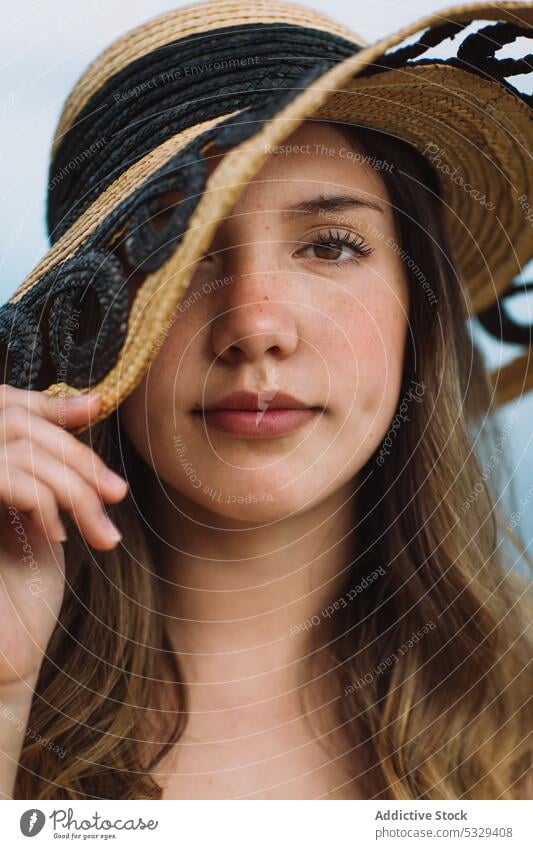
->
<box><xmin>280</xmin><ymin>192</ymin><xmax>385</xmax><ymax>219</ymax></box>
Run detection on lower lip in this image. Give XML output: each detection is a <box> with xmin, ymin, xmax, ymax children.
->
<box><xmin>192</xmin><ymin>408</ymin><xmax>319</xmax><ymax>437</ymax></box>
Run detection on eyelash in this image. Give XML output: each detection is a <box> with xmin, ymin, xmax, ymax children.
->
<box><xmin>298</xmin><ymin>228</ymin><xmax>374</xmax><ymax>266</ymax></box>
<box><xmin>195</xmin><ymin>228</ymin><xmax>374</xmax><ymax>268</ymax></box>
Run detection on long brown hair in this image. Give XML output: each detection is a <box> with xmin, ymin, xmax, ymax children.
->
<box><xmin>15</xmin><ymin>122</ymin><xmax>532</xmax><ymax>799</ymax></box>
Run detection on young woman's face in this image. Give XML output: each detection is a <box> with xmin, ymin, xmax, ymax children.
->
<box><xmin>119</xmin><ymin>121</ymin><xmax>410</xmax><ymax>521</ymax></box>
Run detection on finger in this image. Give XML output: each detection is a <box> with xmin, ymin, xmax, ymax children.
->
<box><xmin>0</xmin><ymin>466</ymin><xmax>66</xmax><ymax>544</ymax></box>
<box><xmin>0</xmin><ymin>406</ymin><xmax>127</xmax><ymax>501</ymax></box>
<box><xmin>1</xmin><ymin>442</ymin><xmax>122</xmax><ymax>550</ymax></box>
<box><xmin>0</xmin><ymin>383</ymin><xmax>102</xmax><ymax>430</ymax></box>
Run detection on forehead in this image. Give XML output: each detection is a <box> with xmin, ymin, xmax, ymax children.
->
<box><xmin>158</xmin><ymin>121</ymin><xmax>391</xmax><ymax>216</ymax></box>
<box><xmin>230</xmin><ymin>121</ymin><xmax>392</xmax><ymax>219</ymax></box>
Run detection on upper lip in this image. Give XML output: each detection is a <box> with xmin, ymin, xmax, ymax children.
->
<box><xmin>194</xmin><ymin>390</ymin><xmax>316</xmax><ymax>411</ymax></box>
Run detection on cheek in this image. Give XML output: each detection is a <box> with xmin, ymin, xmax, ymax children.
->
<box><xmin>119</xmin><ymin>322</ymin><xmax>193</xmax><ymax>446</ymax></box>
<box><xmin>143</xmin><ymin>312</ymin><xmax>198</xmax><ymax>398</ymax></box>
<box><xmin>327</xmin><ymin>280</ymin><xmax>409</xmax><ymax>420</ymax></box>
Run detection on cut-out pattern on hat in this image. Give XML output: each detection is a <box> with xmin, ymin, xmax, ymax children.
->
<box><xmin>0</xmin><ymin>15</ymin><xmax>531</xmax><ymax>397</ymax></box>
<box><xmin>364</xmin><ymin>19</ymin><xmax>532</xmax><ymax>106</ymax></box>
<box><xmin>0</xmin><ymin>60</ymin><xmax>331</xmax><ymax>391</ymax></box>
<box><xmin>477</xmin><ymin>278</ymin><xmax>533</xmax><ymax>348</ymax></box>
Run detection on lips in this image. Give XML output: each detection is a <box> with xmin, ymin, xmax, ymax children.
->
<box><xmin>191</xmin><ymin>389</ymin><xmax>322</xmax><ymax>438</ymax></box>
<box><xmin>193</xmin><ymin>389</ymin><xmax>317</xmax><ymax>412</ymax></box>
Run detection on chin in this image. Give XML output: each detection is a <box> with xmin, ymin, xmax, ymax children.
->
<box><xmin>175</xmin><ymin>479</ymin><xmax>322</xmax><ymax>525</ymax></box>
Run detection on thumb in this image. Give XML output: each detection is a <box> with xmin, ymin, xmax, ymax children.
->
<box><xmin>41</xmin><ymin>390</ymin><xmax>102</xmax><ymax>429</ymax></box>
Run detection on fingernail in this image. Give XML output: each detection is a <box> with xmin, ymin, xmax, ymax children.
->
<box><xmin>66</xmin><ymin>392</ymin><xmax>101</xmax><ymax>407</ymax></box>
<box><xmin>101</xmin><ymin>515</ymin><xmax>122</xmax><ymax>541</ymax></box>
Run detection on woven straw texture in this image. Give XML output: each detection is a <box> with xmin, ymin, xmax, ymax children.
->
<box><xmin>1</xmin><ymin>0</ymin><xmax>531</xmax><ymax>425</ymax></box>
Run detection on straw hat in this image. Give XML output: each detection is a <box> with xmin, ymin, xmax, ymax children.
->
<box><xmin>0</xmin><ymin>0</ymin><xmax>531</xmax><ymax>428</ymax></box>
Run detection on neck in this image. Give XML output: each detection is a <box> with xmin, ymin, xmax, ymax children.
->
<box><xmin>142</xmin><ymin>470</ymin><xmax>357</xmax><ymax>714</ymax></box>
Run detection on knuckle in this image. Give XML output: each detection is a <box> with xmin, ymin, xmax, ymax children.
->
<box><xmin>65</xmin><ymin>435</ymin><xmax>106</xmax><ymax>476</ymax></box>
<box><xmin>64</xmin><ymin>474</ymin><xmax>92</xmax><ymax>504</ymax></box>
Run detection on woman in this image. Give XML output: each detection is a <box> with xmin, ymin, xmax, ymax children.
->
<box><xmin>0</xmin><ymin>0</ymin><xmax>531</xmax><ymax>800</ymax></box>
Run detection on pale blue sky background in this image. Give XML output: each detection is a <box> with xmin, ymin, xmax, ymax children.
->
<box><xmin>1</xmin><ymin>0</ymin><xmax>531</xmax><ymax>550</ymax></box>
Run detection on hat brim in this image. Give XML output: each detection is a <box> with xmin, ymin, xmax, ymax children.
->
<box><xmin>3</xmin><ymin>0</ymin><xmax>532</xmax><ymax>425</ymax></box>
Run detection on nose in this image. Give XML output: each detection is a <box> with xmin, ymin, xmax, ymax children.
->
<box><xmin>210</xmin><ymin>246</ymin><xmax>300</xmax><ymax>365</ymax></box>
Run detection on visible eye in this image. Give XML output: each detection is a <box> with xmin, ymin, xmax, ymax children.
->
<box><xmin>297</xmin><ymin>228</ymin><xmax>373</xmax><ymax>266</ymax></box>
